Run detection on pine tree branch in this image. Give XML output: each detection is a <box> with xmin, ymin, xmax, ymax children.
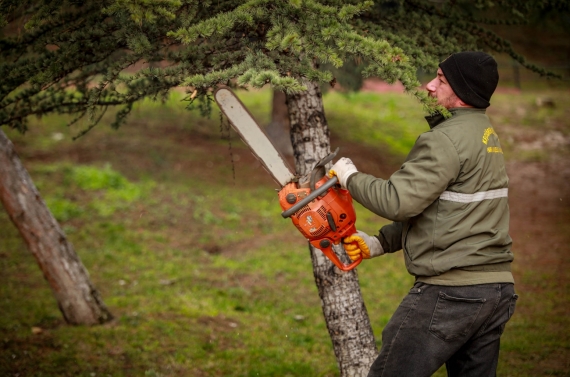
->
<box><xmin>1</xmin><ymin>0</ymin><xmax>564</xmax><ymax>130</ymax></box>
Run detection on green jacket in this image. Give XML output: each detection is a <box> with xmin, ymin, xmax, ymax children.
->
<box><xmin>347</xmin><ymin>108</ymin><xmax>514</xmax><ymax>285</ymax></box>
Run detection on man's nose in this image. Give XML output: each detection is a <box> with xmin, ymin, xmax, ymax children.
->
<box><xmin>426</xmin><ymin>78</ymin><xmax>437</xmax><ymax>92</ymax></box>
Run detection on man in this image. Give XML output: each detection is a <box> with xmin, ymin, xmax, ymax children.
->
<box><xmin>330</xmin><ymin>52</ymin><xmax>518</xmax><ymax>377</ymax></box>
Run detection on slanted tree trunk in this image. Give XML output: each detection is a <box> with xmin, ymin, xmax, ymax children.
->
<box><xmin>286</xmin><ymin>81</ymin><xmax>378</xmax><ymax>376</ymax></box>
<box><xmin>0</xmin><ymin>129</ymin><xmax>113</xmax><ymax>325</ymax></box>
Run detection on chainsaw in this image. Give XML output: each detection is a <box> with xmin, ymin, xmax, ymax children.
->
<box><xmin>214</xmin><ymin>87</ymin><xmax>362</xmax><ymax>271</ymax></box>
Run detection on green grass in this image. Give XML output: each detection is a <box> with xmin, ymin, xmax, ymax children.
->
<box><xmin>0</xmin><ymin>162</ymin><xmax>396</xmax><ymax>376</ymax></box>
<box><xmin>238</xmin><ymin>88</ymin><xmax>427</xmax><ymax>156</ymax></box>
<box><xmin>1</xmin><ymin>87</ymin><xmax>569</xmax><ymax>376</ymax></box>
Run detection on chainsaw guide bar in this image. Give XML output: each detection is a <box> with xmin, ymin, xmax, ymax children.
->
<box><xmin>214</xmin><ymin>87</ymin><xmax>296</xmax><ymax>187</ymax></box>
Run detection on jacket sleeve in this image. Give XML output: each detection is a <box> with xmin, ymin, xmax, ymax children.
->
<box><xmin>376</xmin><ymin>221</ymin><xmax>403</xmax><ymax>254</ymax></box>
<box><xmin>347</xmin><ymin>130</ymin><xmax>460</xmax><ymax>222</ymax></box>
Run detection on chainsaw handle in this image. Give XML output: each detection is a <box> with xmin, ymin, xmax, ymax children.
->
<box><xmin>334</xmin><ymin>254</ymin><xmax>363</xmax><ymax>272</ymax></box>
<box><xmin>281</xmin><ymin>176</ymin><xmax>338</xmax><ymax>218</ymax></box>
<box><xmin>312</xmin><ymin>240</ymin><xmax>363</xmax><ymax>271</ymax></box>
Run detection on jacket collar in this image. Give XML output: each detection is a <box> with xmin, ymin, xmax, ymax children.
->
<box><xmin>425</xmin><ymin>107</ymin><xmax>487</xmax><ymax>129</ymax></box>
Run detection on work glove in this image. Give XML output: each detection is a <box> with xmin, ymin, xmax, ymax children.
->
<box><xmin>329</xmin><ymin>157</ymin><xmax>358</xmax><ymax>189</ymax></box>
<box><xmin>343</xmin><ymin>230</ymin><xmax>384</xmax><ymax>261</ymax></box>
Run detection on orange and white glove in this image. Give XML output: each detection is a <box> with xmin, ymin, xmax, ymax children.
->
<box><xmin>343</xmin><ymin>230</ymin><xmax>384</xmax><ymax>261</ymax></box>
<box><xmin>329</xmin><ymin>157</ymin><xmax>358</xmax><ymax>189</ymax></box>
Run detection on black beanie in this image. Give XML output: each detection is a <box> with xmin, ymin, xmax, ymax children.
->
<box><xmin>439</xmin><ymin>52</ymin><xmax>499</xmax><ymax>108</ymax></box>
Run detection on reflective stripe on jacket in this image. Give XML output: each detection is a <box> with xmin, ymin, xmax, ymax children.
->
<box><xmin>347</xmin><ymin>108</ymin><xmax>514</xmax><ymax>283</ymax></box>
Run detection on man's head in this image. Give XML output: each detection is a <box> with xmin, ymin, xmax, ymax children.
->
<box><xmin>426</xmin><ymin>51</ymin><xmax>499</xmax><ymax>109</ymax></box>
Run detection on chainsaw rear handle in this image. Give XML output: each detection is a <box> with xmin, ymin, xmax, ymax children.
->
<box><xmin>281</xmin><ymin>176</ymin><xmax>339</xmax><ymax>218</ymax></box>
<box><xmin>312</xmin><ymin>238</ymin><xmax>363</xmax><ymax>271</ymax></box>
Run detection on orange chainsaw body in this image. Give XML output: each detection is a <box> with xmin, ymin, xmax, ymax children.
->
<box><xmin>278</xmin><ymin>176</ymin><xmax>362</xmax><ymax>271</ymax></box>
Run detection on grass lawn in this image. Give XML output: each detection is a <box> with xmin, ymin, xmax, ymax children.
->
<box><xmin>1</xmin><ymin>87</ymin><xmax>569</xmax><ymax>376</ymax></box>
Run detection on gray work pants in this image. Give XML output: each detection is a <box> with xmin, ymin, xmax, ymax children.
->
<box><xmin>368</xmin><ymin>283</ymin><xmax>518</xmax><ymax>377</ymax></box>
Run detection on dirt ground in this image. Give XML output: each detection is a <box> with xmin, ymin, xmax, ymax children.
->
<box><xmin>507</xmin><ymin>159</ymin><xmax>570</xmax><ymax>281</ymax></box>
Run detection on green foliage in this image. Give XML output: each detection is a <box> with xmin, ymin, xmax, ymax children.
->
<box><xmin>103</xmin><ymin>0</ymin><xmax>182</xmax><ymax>25</ymax></box>
<box><xmin>2</xmin><ymin>0</ymin><xmax>567</xmax><ymax>132</ymax></box>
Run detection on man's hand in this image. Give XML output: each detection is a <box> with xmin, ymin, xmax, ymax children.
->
<box><xmin>329</xmin><ymin>157</ymin><xmax>358</xmax><ymax>189</ymax></box>
<box><xmin>343</xmin><ymin>230</ymin><xmax>384</xmax><ymax>261</ymax></box>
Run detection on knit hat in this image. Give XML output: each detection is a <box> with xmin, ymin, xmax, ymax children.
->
<box><xmin>439</xmin><ymin>52</ymin><xmax>499</xmax><ymax>108</ymax></box>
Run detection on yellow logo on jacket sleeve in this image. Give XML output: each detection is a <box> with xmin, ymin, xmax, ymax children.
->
<box><xmin>482</xmin><ymin>128</ymin><xmax>497</xmax><ymax>145</ymax></box>
<box><xmin>482</xmin><ymin>127</ymin><xmax>503</xmax><ymax>154</ymax></box>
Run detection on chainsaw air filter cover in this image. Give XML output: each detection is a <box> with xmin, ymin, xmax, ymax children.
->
<box><xmin>278</xmin><ymin>176</ymin><xmax>357</xmax><ymax>251</ymax></box>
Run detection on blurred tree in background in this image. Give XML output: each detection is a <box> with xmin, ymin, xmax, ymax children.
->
<box><xmin>1</xmin><ymin>1</ymin><xmax>569</xmax><ymax>375</ymax></box>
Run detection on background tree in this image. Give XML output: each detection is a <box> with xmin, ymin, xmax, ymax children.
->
<box><xmin>1</xmin><ymin>0</ymin><xmax>567</xmax><ymax>374</ymax></box>
<box><xmin>0</xmin><ymin>129</ymin><xmax>113</xmax><ymax>325</ymax></box>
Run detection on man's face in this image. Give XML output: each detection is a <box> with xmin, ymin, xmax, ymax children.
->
<box><xmin>426</xmin><ymin>68</ymin><xmax>461</xmax><ymax>109</ymax></box>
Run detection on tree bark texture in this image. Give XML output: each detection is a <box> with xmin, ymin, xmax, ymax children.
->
<box><xmin>0</xmin><ymin>129</ymin><xmax>113</xmax><ymax>325</ymax></box>
<box><xmin>286</xmin><ymin>81</ymin><xmax>378</xmax><ymax>376</ymax></box>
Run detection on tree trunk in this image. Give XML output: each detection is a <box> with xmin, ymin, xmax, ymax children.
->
<box><xmin>0</xmin><ymin>129</ymin><xmax>113</xmax><ymax>325</ymax></box>
<box><xmin>286</xmin><ymin>81</ymin><xmax>378</xmax><ymax>376</ymax></box>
